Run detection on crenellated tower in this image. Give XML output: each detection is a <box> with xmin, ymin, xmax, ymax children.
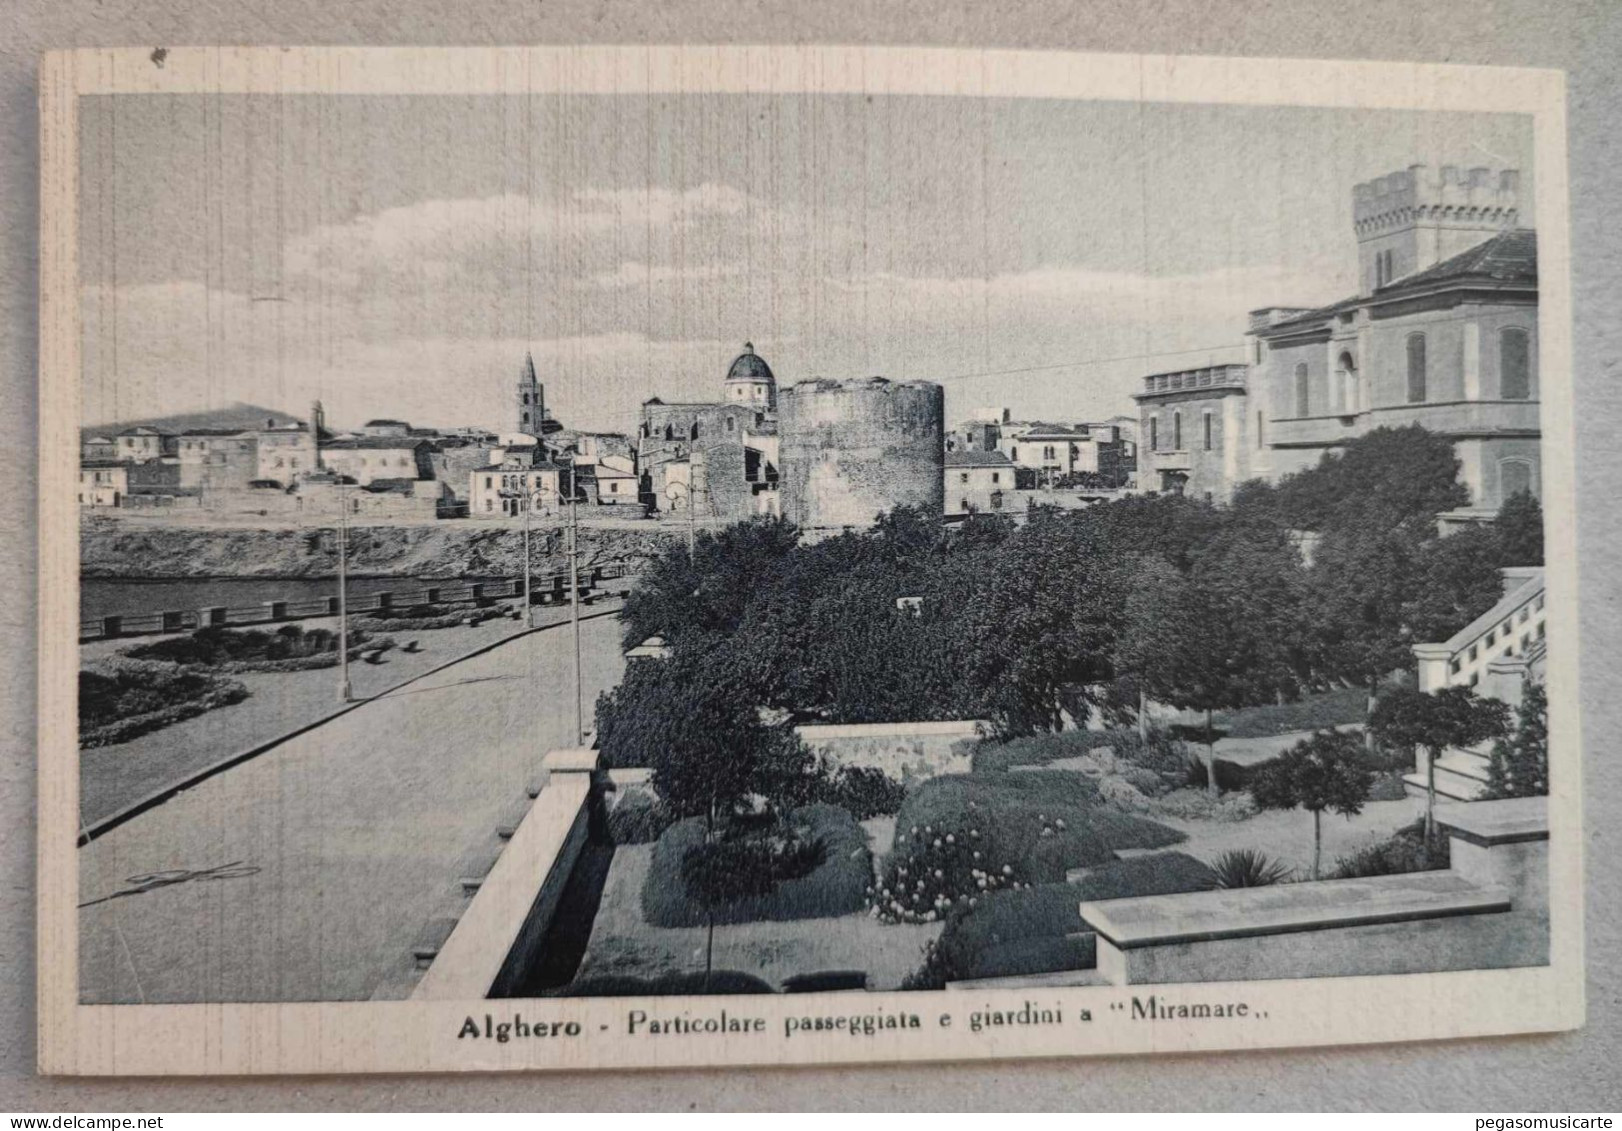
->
<box><xmin>1353</xmin><ymin>164</ymin><xmax>1521</xmax><ymax>293</ymax></box>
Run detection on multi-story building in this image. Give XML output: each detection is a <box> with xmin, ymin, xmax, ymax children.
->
<box><xmin>944</xmin><ymin>450</ymin><xmax>1018</xmax><ymax>517</ymax></box>
<box><xmin>1133</xmin><ymin>363</ymin><xmax>1253</xmax><ymax>502</ymax></box>
<box><xmin>1135</xmin><ymin>164</ymin><xmax>1538</xmax><ymax>521</ymax></box>
<box><xmin>319</xmin><ymin>436</ymin><xmax>436</xmax><ymax>487</ymax></box>
<box><xmin>468</xmin><ymin>458</ymin><xmax>567</xmax><ymax>518</ymax></box>
<box><xmin>1251</xmin><ymin>164</ymin><xmax>1537</xmax><ymax>525</ymax></box>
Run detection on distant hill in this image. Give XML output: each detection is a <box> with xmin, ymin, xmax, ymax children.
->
<box><xmin>81</xmin><ymin>402</ymin><xmax>305</xmax><ymax>440</ymax></box>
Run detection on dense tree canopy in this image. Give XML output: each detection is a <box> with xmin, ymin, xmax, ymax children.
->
<box><xmin>604</xmin><ymin>426</ymin><xmax>1543</xmax><ymax>746</ymax></box>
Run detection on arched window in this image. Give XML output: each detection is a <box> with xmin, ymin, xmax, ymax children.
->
<box><xmin>1338</xmin><ymin>351</ymin><xmax>1358</xmax><ymax>413</ymax></box>
<box><xmin>1202</xmin><ymin>411</ymin><xmax>1213</xmax><ymax>451</ymax></box>
<box><xmin>1500</xmin><ymin>328</ymin><xmax>1532</xmax><ymax>400</ymax></box>
<box><xmin>1146</xmin><ymin>420</ymin><xmax>1156</xmax><ymax>453</ymax></box>
<box><xmin>640</xmin><ymin>423</ymin><xmax>649</xmax><ymax>438</ymax></box>
<box><xmin>1294</xmin><ymin>362</ymin><xmax>1310</xmax><ymax>416</ymax></box>
<box><xmin>1499</xmin><ymin>459</ymin><xmax>1533</xmax><ymax>501</ymax></box>
<box><xmin>1172</xmin><ymin>411</ymin><xmax>1182</xmax><ymax>450</ymax></box>
<box><xmin>663</xmin><ymin>424</ymin><xmax>674</xmax><ymax>440</ymax></box>
<box><xmin>690</xmin><ymin>421</ymin><xmax>700</xmax><ymax>440</ymax></box>
<box><xmin>1406</xmin><ymin>333</ymin><xmax>1427</xmax><ymax>403</ymax></box>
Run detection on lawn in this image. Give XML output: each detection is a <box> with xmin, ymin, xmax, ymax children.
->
<box><xmin>573</xmin><ymin>836</ymin><xmax>940</xmax><ymax>992</ymax></box>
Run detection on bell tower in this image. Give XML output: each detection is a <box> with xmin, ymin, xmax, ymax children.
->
<box><xmin>516</xmin><ymin>352</ymin><xmax>545</xmax><ymax>436</ymax></box>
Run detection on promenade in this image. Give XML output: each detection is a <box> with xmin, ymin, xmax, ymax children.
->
<box><xmin>78</xmin><ymin>611</ymin><xmax>627</xmax><ymax>1004</ymax></box>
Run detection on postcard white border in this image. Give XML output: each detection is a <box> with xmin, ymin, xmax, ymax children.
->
<box><xmin>37</xmin><ymin>44</ymin><xmax>1583</xmax><ymax>1076</ymax></box>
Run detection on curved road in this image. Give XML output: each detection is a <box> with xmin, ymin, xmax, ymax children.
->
<box><xmin>79</xmin><ymin>612</ymin><xmax>626</xmax><ymax>1004</ymax></box>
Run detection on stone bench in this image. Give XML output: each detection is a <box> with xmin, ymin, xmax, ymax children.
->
<box><xmin>1083</xmin><ymin>871</ymin><xmax>1514</xmax><ymax>986</ymax></box>
<box><xmin>1436</xmin><ymin>796</ymin><xmax>1549</xmax><ymax>906</ymax></box>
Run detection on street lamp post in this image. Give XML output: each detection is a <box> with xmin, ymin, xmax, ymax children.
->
<box><xmin>336</xmin><ymin>477</ymin><xmax>353</xmax><ymax>703</ymax></box>
<box><xmin>567</xmin><ymin>463</ymin><xmax>583</xmax><ymax>747</ymax></box>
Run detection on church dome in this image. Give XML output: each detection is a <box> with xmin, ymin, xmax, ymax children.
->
<box><xmin>725</xmin><ymin>343</ymin><xmax>775</xmax><ymax>386</ymax></box>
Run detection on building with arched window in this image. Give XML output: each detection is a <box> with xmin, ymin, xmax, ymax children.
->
<box><xmin>1242</xmin><ymin>164</ymin><xmax>1539</xmax><ymax>526</ymax></box>
<box><xmin>1133</xmin><ymin>363</ymin><xmax>1251</xmax><ymax>500</ymax></box>
<box><xmin>637</xmin><ymin>344</ymin><xmax>784</xmax><ymax>522</ymax></box>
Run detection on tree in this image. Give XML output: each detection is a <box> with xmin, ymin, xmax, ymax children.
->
<box><xmin>1368</xmin><ymin>686</ymin><xmax>1513</xmax><ymax>841</ymax></box>
<box><xmin>1495</xmin><ymin>491</ymin><xmax>1544</xmax><ymax>567</ymax></box>
<box><xmin>596</xmin><ymin>647</ymin><xmax>784</xmax><ymax>827</ymax></box>
<box><xmin>1249</xmin><ymin>728</ymin><xmax>1375</xmax><ymax>880</ymax></box>
<box><xmin>680</xmin><ymin>834</ymin><xmax>782</xmax><ymax>990</ymax></box>
<box><xmin>1118</xmin><ymin>561</ymin><xmax>1286</xmax><ymax>795</ymax></box>
<box><xmin>1485</xmin><ymin>681</ymin><xmax>1548</xmax><ymax>799</ymax></box>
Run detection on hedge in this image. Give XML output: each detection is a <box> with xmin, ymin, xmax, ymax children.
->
<box><xmin>122</xmin><ymin>624</ymin><xmax>394</xmax><ymax>673</ymax></box>
<box><xmin>642</xmin><ymin>804</ymin><xmax>871</xmax><ymax>927</ymax></box>
<box><xmin>79</xmin><ymin>659</ymin><xmax>249</xmax><ymax>748</ymax></box>
<box><xmin>971</xmin><ymin>729</ymin><xmax>1116</xmax><ymax>774</ymax></box>
<box><xmin>872</xmin><ymin>772</ymin><xmax>1184</xmax><ymax>923</ymax></box>
<box><xmin>906</xmin><ymin>852</ymin><xmax>1216</xmax><ymax>987</ymax></box>
<box><xmin>1211</xmin><ymin>687</ymin><xmax>1368</xmax><ymax>739</ymax></box>
<box><xmin>365</xmin><ymin>603</ymin><xmax>503</xmax><ymax>631</ymax></box>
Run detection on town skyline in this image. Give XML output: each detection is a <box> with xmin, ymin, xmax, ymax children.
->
<box><xmin>79</xmin><ymin>93</ymin><xmax>1533</xmax><ymax>433</ymax></box>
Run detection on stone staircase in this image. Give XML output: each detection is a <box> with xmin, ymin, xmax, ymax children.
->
<box><xmin>1405</xmin><ymin>746</ymin><xmax>1493</xmax><ymax>802</ymax></box>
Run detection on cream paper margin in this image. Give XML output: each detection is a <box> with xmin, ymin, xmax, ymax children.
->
<box><xmin>35</xmin><ymin>44</ymin><xmax>1583</xmax><ymax>1076</ymax></box>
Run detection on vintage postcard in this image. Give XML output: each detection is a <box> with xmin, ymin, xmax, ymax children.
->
<box><xmin>37</xmin><ymin>45</ymin><xmax>1583</xmax><ymax>1075</ymax></box>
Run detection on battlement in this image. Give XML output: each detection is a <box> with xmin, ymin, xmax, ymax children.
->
<box><xmin>1353</xmin><ymin>164</ymin><xmax>1520</xmax><ymax>236</ymax></box>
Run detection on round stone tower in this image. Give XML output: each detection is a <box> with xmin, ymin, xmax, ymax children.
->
<box><xmin>779</xmin><ymin>376</ymin><xmax>945</xmax><ymax>538</ymax></box>
<box><xmin>723</xmin><ymin>342</ymin><xmax>777</xmax><ymax>411</ymax></box>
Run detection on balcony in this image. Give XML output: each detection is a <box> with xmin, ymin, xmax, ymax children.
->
<box><xmin>1270</xmin><ymin>399</ymin><xmax>1541</xmax><ymax>449</ymax></box>
<box><xmin>1148</xmin><ymin>448</ymin><xmax>1193</xmax><ymax>472</ymax></box>
<box><xmin>1267</xmin><ymin>413</ymin><xmax>1361</xmax><ymax>448</ymax></box>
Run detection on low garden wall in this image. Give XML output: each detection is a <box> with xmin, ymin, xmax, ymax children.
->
<box><xmin>795</xmin><ymin>719</ymin><xmax>985</xmax><ymax>782</ymax></box>
<box><xmin>412</xmin><ymin>748</ymin><xmax>598</xmax><ymax>1000</ymax></box>
<box><xmin>1082</xmin><ymin>797</ymin><xmax>1550</xmax><ymax>986</ymax></box>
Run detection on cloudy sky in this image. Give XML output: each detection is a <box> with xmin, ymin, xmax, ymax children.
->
<box><xmin>79</xmin><ymin>93</ymin><xmax>1533</xmax><ymax>432</ymax></box>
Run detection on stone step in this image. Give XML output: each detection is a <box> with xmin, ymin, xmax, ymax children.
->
<box><xmin>1403</xmin><ymin>769</ymin><xmax>1485</xmax><ymax>803</ymax></box>
<box><xmin>1435</xmin><ymin>751</ymin><xmax>1492</xmax><ymax>782</ymax></box>
<box><xmin>410</xmin><ymin>916</ymin><xmax>460</xmax><ymax>969</ymax></box>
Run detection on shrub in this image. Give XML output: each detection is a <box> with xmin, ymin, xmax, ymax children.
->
<box><xmin>1139</xmin><ymin>787</ymin><xmax>1259</xmax><ymax>823</ymax></box>
<box><xmin>1208</xmin><ymin>848</ymin><xmax>1292</xmax><ymax>888</ymax></box>
<box><xmin>607</xmin><ymin>786</ymin><xmax>676</xmax><ymax>846</ymax></box>
<box><xmin>872</xmin><ymin>772</ymin><xmax>1184</xmax><ymax>923</ymax></box>
<box><xmin>812</xmin><ymin>764</ymin><xmax>907</xmax><ymax>819</ymax></box>
<box><xmin>122</xmin><ymin>624</ymin><xmax>393</xmax><ymax>672</ymax></box>
<box><xmin>971</xmin><ymin>729</ymin><xmax>1115</xmax><ymax>774</ymax></box>
<box><xmin>1331</xmin><ymin>819</ymin><xmax>1450</xmax><ymax>879</ymax></box>
<box><xmin>642</xmin><ymin>804</ymin><xmax>870</xmax><ymax>927</ymax></box>
<box><xmin>906</xmin><ymin>852</ymin><xmax>1216</xmax><ymax>988</ymax></box>
<box><xmin>1368</xmin><ymin>771</ymin><xmax>1410</xmax><ymax>802</ymax></box>
<box><xmin>366</xmin><ymin>603</ymin><xmax>503</xmax><ymax>631</ymax></box>
<box><xmin>1183</xmin><ymin>753</ymin><xmax>1265</xmax><ymax>793</ymax></box>
<box><xmin>79</xmin><ymin>659</ymin><xmax>250</xmax><ymax>748</ymax></box>
<box><xmin>557</xmin><ymin>971</ymin><xmax>775</xmax><ymax>996</ymax></box>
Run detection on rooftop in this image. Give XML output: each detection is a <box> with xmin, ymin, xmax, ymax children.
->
<box><xmin>725</xmin><ymin>342</ymin><xmax>776</xmax><ymax>385</ymax></box>
<box><xmin>944</xmin><ymin>450</ymin><xmax>1014</xmax><ymax>468</ymax></box>
<box><xmin>1256</xmin><ymin>229</ymin><xmax>1537</xmax><ymax>337</ymax></box>
<box><xmin>1387</xmin><ymin>227</ymin><xmax>1537</xmax><ymax>290</ymax></box>
<box><xmin>322</xmin><ymin>436</ymin><xmax>431</xmax><ymax>451</ymax></box>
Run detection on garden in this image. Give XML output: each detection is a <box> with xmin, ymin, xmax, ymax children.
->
<box><xmin>553</xmin><ymin>425</ymin><xmax>1550</xmax><ymax>995</ymax></box>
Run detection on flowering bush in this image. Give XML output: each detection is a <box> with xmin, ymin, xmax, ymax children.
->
<box><xmin>870</xmin><ymin>771</ymin><xmax>1184</xmax><ymax>924</ymax></box>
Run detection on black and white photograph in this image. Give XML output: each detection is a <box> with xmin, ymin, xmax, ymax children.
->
<box><xmin>34</xmin><ymin>45</ymin><xmax>1583</xmax><ymax>1076</ymax></box>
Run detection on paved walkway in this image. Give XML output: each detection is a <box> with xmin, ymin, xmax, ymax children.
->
<box><xmin>78</xmin><ymin>611</ymin><xmax>627</xmax><ymax>1004</ymax></box>
<box><xmin>1157</xmin><ymin>796</ymin><xmax>1427</xmax><ymax>880</ymax></box>
<box><xmin>78</xmin><ymin>595</ymin><xmax>624</xmax><ymax>831</ymax></box>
